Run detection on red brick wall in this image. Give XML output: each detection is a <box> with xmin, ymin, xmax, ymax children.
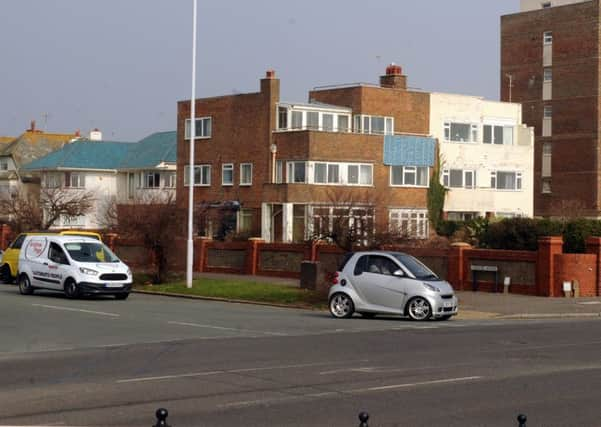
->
<box><xmin>554</xmin><ymin>253</ymin><xmax>598</xmax><ymax>297</ymax></box>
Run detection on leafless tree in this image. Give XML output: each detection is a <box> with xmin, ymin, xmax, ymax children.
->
<box><xmin>0</xmin><ymin>188</ymin><xmax>94</xmax><ymax>233</ymax></box>
<box><xmin>102</xmin><ymin>194</ymin><xmax>184</xmax><ymax>284</ymax></box>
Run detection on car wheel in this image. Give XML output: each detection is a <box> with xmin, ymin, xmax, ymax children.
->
<box><xmin>360</xmin><ymin>312</ymin><xmax>376</xmax><ymax>319</ymax></box>
<box><xmin>1</xmin><ymin>265</ymin><xmax>13</xmax><ymax>284</ymax></box>
<box><xmin>114</xmin><ymin>293</ymin><xmax>129</xmax><ymax>300</ymax></box>
<box><xmin>436</xmin><ymin>315</ymin><xmax>453</xmax><ymax>321</ymax></box>
<box><xmin>18</xmin><ymin>274</ymin><xmax>34</xmax><ymax>295</ymax></box>
<box><xmin>329</xmin><ymin>293</ymin><xmax>355</xmax><ymax>319</ymax></box>
<box><xmin>406</xmin><ymin>297</ymin><xmax>432</xmax><ymax>321</ymax></box>
<box><xmin>64</xmin><ymin>279</ymin><xmax>80</xmax><ymax>299</ymax></box>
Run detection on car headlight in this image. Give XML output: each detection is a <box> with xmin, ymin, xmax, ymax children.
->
<box><xmin>79</xmin><ymin>267</ymin><xmax>98</xmax><ymax>276</ymax></box>
<box><xmin>422</xmin><ymin>282</ymin><xmax>440</xmax><ymax>292</ymax></box>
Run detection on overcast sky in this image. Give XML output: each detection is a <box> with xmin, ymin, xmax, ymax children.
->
<box><xmin>0</xmin><ymin>0</ymin><xmax>520</xmax><ymax>141</ymax></box>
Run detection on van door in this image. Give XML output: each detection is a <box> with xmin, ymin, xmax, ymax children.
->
<box><xmin>46</xmin><ymin>242</ymin><xmax>70</xmax><ymax>290</ymax></box>
<box><xmin>23</xmin><ymin>237</ymin><xmax>51</xmax><ymax>288</ymax></box>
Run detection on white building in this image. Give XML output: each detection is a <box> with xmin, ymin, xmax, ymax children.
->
<box><xmin>520</xmin><ymin>0</ymin><xmax>586</xmax><ymax>12</ymax></box>
<box><xmin>429</xmin><ymin>93</ymin><xmax>534</xmax><ymax>220</ymax></box>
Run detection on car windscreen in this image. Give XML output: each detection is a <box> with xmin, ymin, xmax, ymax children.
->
<box><xmin>392</xmin><ymin>253</ymin><xmax>438</xmax><ymax>280</ymax></box>
<box><xmin>64</xmin><ymin>242</ymin><xmax>119</xmax><ymax>263</ymax></box>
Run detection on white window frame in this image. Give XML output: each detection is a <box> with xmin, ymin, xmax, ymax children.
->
<box><xmin>184</xmin><ymin>117</ymin><xmax>212</xmax><ymax>139</ymax></box>
<box><xmin>144</xmin><ymin>171</ymin><xmax>161</xmax><ymax>189</ymax></box>
<box><xmin>0</xmin><ymin>158</ymin><xmax>7</xmax><ymax>171</ymax></box>
<box><xmin>353</xmin><ymin>115</ymin><xmax>394</xmax><ymax>135</ymax></box>
<box><xmin>237</xmin><ymin>208</ymin><xmax>253</xmax><ymax>233</ymax></box>
<box><xmin>222</xmin><ymin>163</ymin><xmax>234</xmax><ymax>186</ymax></box>
<box><xmin>275</xmin><ymin>160</ymin><xmax>284</xmax><ymax>184</ymax></box>
<box><xmin>491</xmin><ymin>171</ymin><xmax>523</xmax><ymax>191</ymax></box>
<box><xmin>165</xmin><ymin>172</ymin><xmax>176</xmax><ymax>188</ymax></box>
<box><xmin>443</xmin><ymin>121</ymin><xmax>479</xmax><ymax>143</ymax></box>
<box><xmin>287</xmin><ymin>161</ymin><xmax>307</xmax><ymax>184</ymax></box>
<box><xmin>390</xmin><ymin>166</ymin><xmax>430</xmax><ymax>187</ymax></box>
<box><xmin>544</xmin><ymin>105</ymin><xmax>553</xmax><ymax>118</ymax></box>
<box><xmin>483</xmin><ymin>124</ymin><xmax>514</xmax><ymax>145</ymax></box>
<box><xmin>442</xmin><ymin>169</ymin><xmax>476</xmax><ymax>189</ymax></box>
<box><xmin>240</xmin><ymin>163</ymin><xmax>253</xmax><ymax>186</ymax></box>
<box><xmin>389</xmin><ymin>209</ymin><xmax>429</xmax><ymax>239</ymax></box>
<box><xmin>65</xmin><ymin>172</ymin><xmax>85</xmax><ymax>189</ymax></box>
<box><xmin>543</xmin><ymin>67</ymin><xmax>553</xmax><ymax>81</ymax></box>
<box><xmin>309</xmin><ymin>161</ymin><xmax>373</xmax><ymax>186</ymax></box>
<box><xmin>184</xmin><ymin>164</ymin><xmax>211</xmax><ymax>186</ymax></box>
<box><xmin>45</xmin><ymin>172</ymin><xmax>62</xmax><ymax>189</ymax></box>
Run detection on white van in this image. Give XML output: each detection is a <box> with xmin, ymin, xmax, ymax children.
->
<box><xmin>17</xmin><ymin>235</ymin><xmax>132</xmax><ymax>299</ymax></box>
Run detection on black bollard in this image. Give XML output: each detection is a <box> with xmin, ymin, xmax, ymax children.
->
<box><xmin>517</xmin><ymin>414</ymin><xmax>527</xmax><ymax>427</ymax></box>
<box><xmin>358</xmin><ymin>411</ymin><xmax>369</xmax><ymax>427</ymax></box>
<box><xmin>153</xmin><ymin>408</ymin><xmax>170</xmax><ymax>427</ymax></box>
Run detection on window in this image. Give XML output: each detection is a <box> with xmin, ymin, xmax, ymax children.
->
<box><xmin>491</xmin><ymin>171</ymin><xmax>522</xmax><ymax>190</ymax></box>
<box><xmin>542</xmin><ymin>179</ymin><xmax>552</xmax><ymax>194</ymax></box>
<box><xmin>292</xmin><ymin>204</ymin><xmax>307</xmax><ymax>242</ymax></box>
<box><xmin>322</xmin><ymin>114</ymin><xmax>334</xmax><ymax>132</ymax></box>
<box><xmin>278</xmin><ymin>107</ymin><xmax>288</xmax><ymax>130</ymax></box>
<box><xmin>306</xmin><ymin>111</ymin><xmax>319</xmax><ymax>130</ymax></box>
<box><xmin>275</xmin><ymin>160</ymin><xmax>284</xmax><ymax>184</ymax></box>
<box><xmin>390</xmin><ymin>166</ymin><xmax>429</xmax><ymax>187</ymax></box>
<box><xmin>184</xmin><ymin>117</ymin><xmax>212</xmax><ymax>139</ymax></box>
<box><xmin>483</xmin><ymin>125</ymin><xmax>514</xmax><ymax>145</ymax></box>
<box><xmin>165</xmin><ymin>172</ymin><xmax>176</xmax><ymax>188</ymax></box>
<box><xmin>240</xmin><ymin>163</ymin><xmax>252</xmax><ymax>186</ymax></box>
<box><xmin>287</xmin><ymin>161</ymin><xmax>306</xmax><ymax>183</ymax></box>
<box><xmin>365</xmin><ymin>255</ymin><xmax>400</xmax><ymax>276</ymax></box>
<box><xmin>544</xmin><ymin>68</ymin><xmax>553</xmax><ymax>81</ymax></box>
<box><xmin>543</xmin><ymin>31</ymin><xmax>553</xmax><ymax>45</ymax></box>
<box><xmin>544</xmin><ymin>105</ymin><xmax>553</xmax><ymax>118</ymax></box>
<box><xmin>183</xmin><ymin>165</ymin><xmax>211</xmax><ymax>186</ymax></box>
<box><xmin>542</xmin><ymin>143</ymin><xmax>552</xmax><ymax>177</ymax></box>
<box><xmin>45</xmin><ymin>173</ymin><xmax>62</xmax><ymax>189</ymax></box>
<box><xmin>65</xmin><ymin>172</ymin><xmax>85</xmax><ymax>188</ymax></box>
<box><xmin>346</xmin><ymin>164</ymin><xmax>373</xmax><ymax>186</ymax></box>
<box><xmin>444</xmin><ymin>122</ymin><xmax>478</xmax><ymax>143</ymax></box>
<box><xmin>311</xmin><ymin>206</ymin><xmax>375</xmax><ymax>243</ymax></box>
<box><xmin>354</xmin><ymin>115</ymin><xmax>394</xmax><ymax>135</ymax></box>
<box><xmin>389</xmin><ymin>209</ymin><xmax>429</xmax><ymax>239</ymax></box>
<box><xmin>442</xmin><ymin>169</ymin><xmax>475</xmax><ymax>189</ymax></box>
<box><xmin>338</xmin><ymin>115</ymin><xmax>349</xmax><ymax>132</ymax></box>
<box><xmin>542</xmin><ymin>2</ymin><xmax>551</xmax><ymax>8</ymax></box>
<box><xmin>314</xmin><ymin>163</ymin><xmax>327</xmax><ymax>184</ymax></box>
<box><xmin>49</xmin><ymin>242</ymin><xmax>68</xmax><ymax>265</ymax></box>
<box><xmin>291</xmin><ymin>111</ymin><xmax>303</xmax><ymax>129</ymax></box>
<box><xmin>0</xmin><ymin>158</ymin><xmax>7</xmax><ymax>171</ymax></box>
<box><xmin>327</xmin><ymin>164</ymin><xmax>339</xmax><ymax>183</ymax></box>
<box><xmin>145</xmin><ymin>172</ymin><xmax>161</xmax><ymax>188</ymax></box>
<box><xmin>237</xmin><ymin>208</ymin><xmax>253</xmax><ymax>233</ymax></box>
<box><xmin>222</xmin><ymin>163</ymin><xmax>234</xmax><ymax>186</ymax></box>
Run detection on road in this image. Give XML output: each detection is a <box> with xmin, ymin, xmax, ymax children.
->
<box><xmin>1</xmin><ymin>285</ymin><xmax>601</xmax><ymax>426</ymax></box>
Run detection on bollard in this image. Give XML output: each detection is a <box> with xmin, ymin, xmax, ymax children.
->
<box><xmin>517</xmin><ymin>414</ymin><xmax>527</xmax><ymax>427</ymax></box>
<box><xmin>358</xmin><ymin>411</ymin><xmax>369</xmax><ymax>427</ymax></box>
<box><xmin>153</xmin><ymin>408</ymin><xmax>170</xmax><ymax>427</ymax></box>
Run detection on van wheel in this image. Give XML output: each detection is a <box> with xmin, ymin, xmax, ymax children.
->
<box><xmin>18</xmin><ymin>275</ymin><xmax>34</xmax><ymax>295</ymax></box>
<box><xmin>64</xmin><ymin>279</ymin><xmax>80</xmax><ymax>299</ymax></box>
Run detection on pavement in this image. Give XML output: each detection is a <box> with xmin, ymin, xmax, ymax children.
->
<box><xmin>193</xmin><ymin>272</ymin><xmax>601</xmax><ymax>320</ymax></box>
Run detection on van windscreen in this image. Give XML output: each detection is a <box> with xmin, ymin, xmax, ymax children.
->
<box><xmin>64</xmin><ymin>242</ymin><xmax>119</xmax><ymax>263</ymax></box>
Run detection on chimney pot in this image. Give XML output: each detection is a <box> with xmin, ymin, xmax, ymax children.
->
<box><xmin>30</xmin><ymin>120</ymin><xmax>36</xmax><ymax>132</ymax></box>
<box><xmin>265</xmin><ymin>69</ymin><xmax>276</xmax><ymax>79</ymax></box>
<box><xmin>386</xmin><ymin>64</ymin><xmax>403</xmax><ymax>76</ymax></box>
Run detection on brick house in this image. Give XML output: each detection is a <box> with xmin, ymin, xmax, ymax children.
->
<box><xmin>501</xmin><ymin>0</ymin><xmax>601</xmax><ymax>217</ymax></box>
<box><xmin>177</xmin><ymin>66</ymin><xmax>533</xmax><ymax>242</ymax></box>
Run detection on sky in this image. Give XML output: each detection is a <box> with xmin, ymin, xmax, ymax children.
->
<box><xmin>0</xmin><ymin>0</ymin><xmax>520</xmax><ymax>141</ymax></box>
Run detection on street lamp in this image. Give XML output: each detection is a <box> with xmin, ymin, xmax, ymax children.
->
<box><xmin>186</xmin><ymin>0</ymin><xmax>198</xmax><ymax>289</ymax></box>
<box><xmin>270</xmin><ymin>143</ymin><xmax>277</xmax><ymax>183</ymax></box>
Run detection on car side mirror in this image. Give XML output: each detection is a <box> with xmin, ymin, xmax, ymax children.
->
<box><xmin>393</xmin><ymin>269</ymin><xmax>405</xmax><ymax>277</ymax></box>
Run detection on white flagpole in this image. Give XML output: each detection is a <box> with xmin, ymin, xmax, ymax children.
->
<box><xmin>186</xmin><ymin>0</ymin><xmax>197</xmax><ymax>288</ymax></box>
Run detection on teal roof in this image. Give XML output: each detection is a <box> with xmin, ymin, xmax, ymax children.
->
<box><xmin>119</xmin><ymin>131</ymin><xmax>176</xmax><ymax>169</ymax></box>
<box><xmin>22</xmin><ymin>131</ymin><xmax>177</xmax><ymax>172</ymax></box>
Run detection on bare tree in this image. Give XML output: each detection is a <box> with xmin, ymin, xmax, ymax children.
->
<box><xmin>0</xmin><ymin>188</ymin><xmax>94</xmax><ymax>233</ymax></box>
<box><xmin>102</xmin><ymin>194</ymin><xmax>184</xmax><ymax>284</ymax></box>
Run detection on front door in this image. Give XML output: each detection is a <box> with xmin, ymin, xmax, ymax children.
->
<box><xmin>352</xmin><ymin>255</ymin><xmax>407</xmax><ymax>312</ymax></box>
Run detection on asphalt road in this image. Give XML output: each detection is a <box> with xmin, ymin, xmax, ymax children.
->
<box><xmin>1</xmin><ymin>285</ymin><xmax>601</xmax><ymax>426</ymax></box>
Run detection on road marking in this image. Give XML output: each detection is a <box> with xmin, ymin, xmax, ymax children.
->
<box><xmin>116</xmin><ymin>360</ymin><xmax>369</xmax><ymax>384</ymax></box>
<box><xmin>32</xmin><ymin>304</ymin><xmax>120</xmax><ymax>318</ymax></box>
<box><xmin>167</xmin><ymin>321</ymin><xmax>288</xmax><ymax>336</ymax></box>
<box><xmin>349</xmin><ymin>376</ymin><xmax>482</xmax><ymax>393</ymax></box>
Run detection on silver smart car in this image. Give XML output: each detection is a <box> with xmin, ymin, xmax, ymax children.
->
<box><xmin>328</xmin><ymin>251</ymin><xmax>458</xmax><ymax>321</ymax></box>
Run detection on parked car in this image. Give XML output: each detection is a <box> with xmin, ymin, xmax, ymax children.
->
<box><xmin>328</xmin><ymin>251</ymin><xmax>458</xmax><ymax>321</ymax></box>
<box><xmin>17</xmin><ymin>235</ymin><xmax>131</xmax><ymax>299</ymax></box>
<box><xmin>0</xmin><ymin>230</ymin><xmax>101</xmax><ymax>284</ymax></box>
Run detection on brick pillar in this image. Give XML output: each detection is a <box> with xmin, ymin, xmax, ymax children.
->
<box><xmin>0</xmin><ymin>224</ymin><xmax>11</xmax><ymax>250</ymax></box>
<box><xmin>447</xmin><ymin>243</ymin><xmax>470</xmax><ymax>291</ymax></box>
<box><xmin>197</xmin><ymin>237</ymin><xmax>212</xmax><ymax>272</ymax></box>
<box><xmin>246</xmin><ymin>238</ymin><xmax>264</xmax><ymax>275</ymax></box>
<box><xmin>104</xmin><ymin>233</ymin><xmax>118</xmax><ymax>251</ymax></box>
<box><xmin>586</xmin><ymin>237</ymin><xmax>601</xmax><ymax>296</ymax></box>
<box><xmin>537</xmin><ymin>236</ymin><xmax>564</xmax><ymax>297</ymax></box>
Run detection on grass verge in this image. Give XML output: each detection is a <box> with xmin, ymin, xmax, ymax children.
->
<box><xmin>134</xmin><ymin>278</ymin><xmax>326</xmax><ymax>308</ymax></box>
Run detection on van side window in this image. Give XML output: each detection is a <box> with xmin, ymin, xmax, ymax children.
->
<box><xmin>49</xmin><ymin>243</ymin><xmax>69</xmax><ymax>265</ymax></box>
<box><xmin>10</xmin><ymin>235</ymin><xmax>26</xmax><ymax>250</ymax></box>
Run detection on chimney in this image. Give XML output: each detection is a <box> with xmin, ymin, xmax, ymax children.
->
<box><xmin>89</xmin><ymin>128</ymin><xmax>103</xmax><ymax>141</ymax></box>
<box><xmin>380</xmin><ymin>63</ymin><xmax>407</xmax><ymax>90</ymax></box>
<box><xmin>75</xmin><ymin>129</ymin><xmax>81</xmax><ymax>137</ymax></box>
<box><xmin>261</xmin><ymin>68</ymin><xmax>280</xmax><ymax>101</ymax></box>
<box><xmin>29</xmin><ymin>120</ymin><xmax>36</xmax><ymax>132</ymax></box>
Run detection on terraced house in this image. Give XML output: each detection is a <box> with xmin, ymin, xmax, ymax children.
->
<box><xmin>177</xmin><ymin>66</ymin><xmax>533</xmax><ymax>242</ymax></box>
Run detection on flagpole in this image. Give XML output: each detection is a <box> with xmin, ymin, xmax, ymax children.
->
<box><xmin>186</xmin><ymin>0</ymin><xmax>197</xmax><ymax>288</ymax></box>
